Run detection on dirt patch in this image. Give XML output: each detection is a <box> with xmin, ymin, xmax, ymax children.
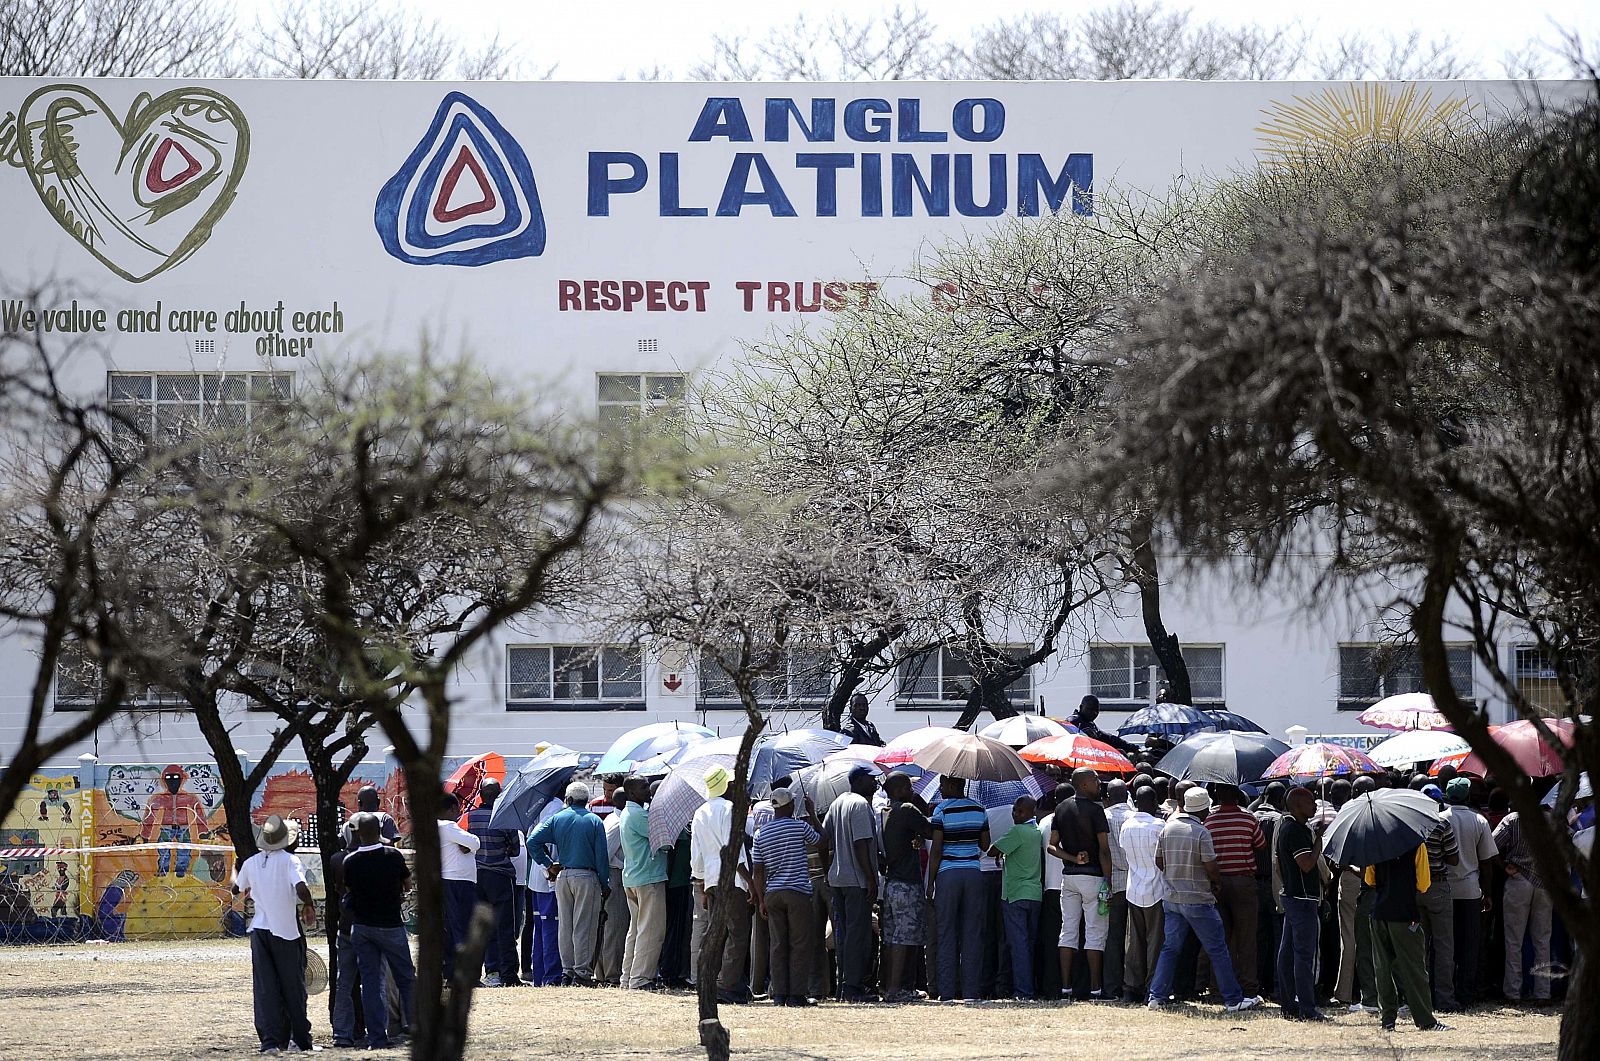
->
<box><xmin>0</xmin><ymin>939</ymin><xmax>1562</xmax><ymax>1060</ymax></box>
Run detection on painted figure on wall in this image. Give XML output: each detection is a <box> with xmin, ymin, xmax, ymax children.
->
<box><xmin>139</xmin><ymin>765</ymin><xmax>209</xmax><ymax>877</ymax></box>
<box><xmin>49</xmin><ymin>862</ymin><xmax>70</xmax><ymax>918</ymax></box>
<box><xmin>38</xmin><ymin>788</ymin><xmax>72</xmax><ymax>823</ymax></box>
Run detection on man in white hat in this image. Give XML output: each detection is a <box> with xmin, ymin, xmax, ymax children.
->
<box><xmin>691</xmin><ymin>764</ymin><xmax>755</xmax><ymax>1003</ymax></box>
<box><xmin>1147</xmin><ymin>788</ymin><xmax>1262</xmax><ymax>1014</ymax></box>
<box><xmin>528</xmin><ymin>780</ymin><xmax>609</xmax><ymax>985</ymax></box>
<box><xmin>233</xmin><ymin>815</ymin><xmax>316</xmax><ymax>1055</ymax></box>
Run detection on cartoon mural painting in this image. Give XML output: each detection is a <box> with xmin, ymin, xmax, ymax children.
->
<box><xmin>0</xmin><ymin>774</ymin><xmax>82</xmax><ymax>940</ymax></box>
<box><xmin>38</xmin><ymin>787</ymin><xmax>72</xmax><ymax>823</ymax></box>
<box><xmin>137</xmin><ymin>765</ymin><xmax>210</xmax><ymax>877</ymax></box>
<box><xmin>1</xmin><ymin>84</ymin><xmax>249</xmax><ymax>282</ymax></box>
<box><xmin>374</xmin><ymin>91</ymin><xmax>545</xmax><ymax>266</ymax></box>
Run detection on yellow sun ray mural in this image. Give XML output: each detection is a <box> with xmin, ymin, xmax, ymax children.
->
<box><xmin>1255</xmin><ymin>82</ymin><xmax>1473</xmax><ymax>164</ymax></box>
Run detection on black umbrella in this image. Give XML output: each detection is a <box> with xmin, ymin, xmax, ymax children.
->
<box><xmin>1321</xmin><ymin>789</ymin><xmax>1441</xmax><ymax>868</ymax></box>
<box><xmin>1202</xmin><ymin>709</ymin><xmax>1269</xmax><ymax>735</ymax></box>
<box><xmin>1153</xmin><ymin>731</ymin><xmax>1289</xmax><ymax>786</ymax></box>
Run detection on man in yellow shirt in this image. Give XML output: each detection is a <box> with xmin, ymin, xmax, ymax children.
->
<box><xmin>1363</xmin><ymin>845</ymin><xmax>1452</xmax><ymax>1033</ymax></box>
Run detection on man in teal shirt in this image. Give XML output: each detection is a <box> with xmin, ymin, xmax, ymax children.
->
<box><xmin>991</xmin><ymin>795</ymin><xmax>1044</xmax><ymax>1000</ymax></box>
<box><xmin>618</xmin><ymin>777</ymin><xmax>668</xmax><ymax>989</ymax></box>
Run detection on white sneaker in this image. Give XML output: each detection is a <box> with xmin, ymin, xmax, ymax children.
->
<box><xmin>1147</xmin><ymin>999</ymin><xmax>1164</xmax><ymax>1011</ymax></box>
<box><xmin>1421</xmin><ymin>1021</ymin><xmax>1454</xmax><ymax>1032</ymax></box>
<box><xmin>1225</xmin><ymin>996</ymin><xmax>1262</xmax><ymax>1013</ymax></box>
<box><xmin>1349</xmin><ymin>1003</ymin><xmax>1380</xmax><ymax>1014</ymax></box>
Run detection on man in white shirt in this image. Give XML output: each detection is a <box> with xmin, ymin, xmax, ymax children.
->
<box><xmin>1103</xmin><ymin>780</ymin><xmax>1134</xmax><ymax>1002</ymax></box>
<box><xmin>1118</xmin><ymin>786</ymin><xmax>1170</xmax><ymax>1003</ymax></box>
<box><xmin>1444</xmin><ymin>778</ymin><xmax>1498</xmax><ymax>1007</ymax></box>
<box><xmin>233</xmin><ymin>815</ymin><xmax>315</xmax><ymax>1055</ymax></box>
<box><xmin>437</xmin><ymin>791</ymin><xmax>480</xmax><ymax>979</ymax></box>
<box><xmin>691</xmin><ymin>765</ymin><xmax>755</xmax><ymax>1003</ymax></box>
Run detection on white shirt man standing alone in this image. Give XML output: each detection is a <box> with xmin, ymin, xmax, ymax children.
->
<box><xmin>233</xmin><ymin>815</ymin><xmax>316</xmax><ymax>1055</ymax></box>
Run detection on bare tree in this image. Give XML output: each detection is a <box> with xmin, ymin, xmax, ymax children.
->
<box><xmin>1</xmin><ymin>0</ymin><xmax>237</xmax><ymax>77</ymax></box>
<box><xmin>688</xmin><ymin>4</ymin><xmax>955</xmax><ymax>80</ymax></box>
<box><xmin>1080</xmin><ymin>89</ymin><xmax>1599</xmax><ymax>1058</ymax></box>
<box><xmin>244</xmin><ymin>0</ymin><xmax>523</xmax><ymax>79</ymax></box>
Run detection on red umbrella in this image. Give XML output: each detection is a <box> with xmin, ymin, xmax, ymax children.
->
<box><xmin>874</xmin><ymin>726</ymin><xmax>963</xmax><ymax>767</ymax></box>
<box><xmin>1457</xmin><ymin>719</ymin><xmax>1575</xmax><ymax>779</ymax></box>
<box><xmin>1429</xmin><ymin>748</ymin><xmax>1473</xmax><ymax>776</ymax></box>
<box><xmin>1358</xmin><ymin>693</ymin><xmax>1452</xmax><ymax>732</ymax></box>
<box><xmin>446</xmin><ymin>752</ymin><xmax>507</xmax><ymax>824</ymax></box>
<box><xmin>1260</xmin><ymin>742</ymin><xmax>1382</xmax><ymax>782</ymax></box>
<box><xmin>1018</xmin><ymin>733</ymin><xmax>1135</xmax><ymax>774</ymax></box>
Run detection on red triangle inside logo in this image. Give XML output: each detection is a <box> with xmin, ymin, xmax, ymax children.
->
<box><xmin>145</xmin><ymin>138</ymin><xmax>202</xmax><ymax>194</ymax></box>
<box><xmin>433</xmin><ymin>145</ymin><xmax>497</xmax><ymax>223</ymax></box>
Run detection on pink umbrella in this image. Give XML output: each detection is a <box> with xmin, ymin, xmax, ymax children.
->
<box><xmin>1260</xmin><ymin>742</ymin><xmax>1382</xmax><ymax>782</ymax></box>
<box><xmin>1018</xmin><ymin>733</ymin><xmax>1136</xmax><ymax>774</ymax></box>
<box><xmin>1458</xmin><ymin>719</ymin><xmax>1575</xmax><ymax>779</ymax></box>
<box><xmin>874</xmin><ymin>726</ymin><xmax>963</xmax><ymax>766</ymax></box>
<box><xmin>1357</xmin><ymin>693</ymin><xmax>1452</xmax><ymax>731</ymax></box>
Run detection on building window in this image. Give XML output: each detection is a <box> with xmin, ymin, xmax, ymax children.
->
<box><xmin>596</xmin><ymin>372</ymin><xmax>687</xmax><ymax>438</ymax></box>
<box><xmin>107</xmin><ymin>371</ymin><xmax>293</xmax><ymax>453</ymax></box>
<box><xmin>895</xmin><ymin>646</ymin><xmax>1034</xmax><ymax>709</ymax></box>
<box><xmin>1512</xmin><ymin>645</ymin><xmax>1566</xmax><ymax>716</ymax></box>
<box><xmin>697</xmin><ymin>647</ymin><xmax>834</xmax><ymax>708</ymax></box>
<box><xmin>1088</xmin><ymin>644</ymin><xmax>1224</xmax><ymax>710</ymax></box>
<box><xmin>506</xmin><ymin>645</ymin><xmax>644</xmax><ymax>710</ymax></box>
<box><xmin>54</xmin><ymin>641</ymin><xmax>184</xmax><ymax>711</ymax></box>
<box><xmin>1337</xmin><ymin>643</ymin><xmax>1474</xmax><ymax>712</ymax></box>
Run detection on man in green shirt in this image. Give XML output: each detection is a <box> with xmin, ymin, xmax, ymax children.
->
<box><xmin>991</xmin><ymin>795</ymin><xmax>1044</xmax><ymax>1000</ymax></box>
<box><xmin>618</xmin><ymin>777</ymin><xmax>668</xmax><ymax>990</ymax></box>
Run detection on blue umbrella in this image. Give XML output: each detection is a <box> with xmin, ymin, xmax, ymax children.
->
<box><xmin>488</xmin><ymin>746</ymin><xmax>585</xmax><ymax>832</ymax></box>
<box><xmin>1202</xmin><ymin>710</ymin><xmax>1268</xmax><ymax>735</ymax></box>
<box><xmin>595</xmin><ymin>721</ymin><xmax>716</xmax><ymax>776</ymax></box>
<box><xmin>1118</xmin><ymin>703</ymin><xmax>1222</xmax><ymax>739</ymax></box>
<box><xmin>767</xmin><ymin>727</ymin><xmax>853</xmax><ymax>777</ymax></box>
<box><xmin>916</xmin><ymin>769</ymin><xmax>1052</xmax><ymax>808</ymax></box>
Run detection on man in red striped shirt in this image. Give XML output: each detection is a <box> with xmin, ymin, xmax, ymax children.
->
<box><xmin>1203</xmin><ymin>785</ymin><xmax>1266</xmax><ymax>997</ymax></box>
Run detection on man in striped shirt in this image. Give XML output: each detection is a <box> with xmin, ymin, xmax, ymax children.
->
<box><xmin>929</xmin><ymin>775</ymin><xmax>991</xmax><ymax>1002</ymax></box>
<box><xmin>1203</xmin><ymin>785</ymin><xmax>1266</xmax><ymax>998</ymax></box>
<box><xmin>467</xmin><ymin>779</ymin><xmax>523</xmax><ymax>987</ymax></box>
<box><xmin>752</xmin><ymin>788</ymin><xmax>820</xmax><ymax>1007</ymax></box>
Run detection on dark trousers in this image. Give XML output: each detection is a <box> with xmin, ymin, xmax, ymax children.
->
<box><xmin>1453</xmin><ymin>896</ymin><xmax>1485</xmax><ymax>1006</ymax></box>
<box><xmin>830</xmin><ymin>885</ymin><xmax>873</xmax><ymax>996</ymax></box>
<box><xmin>442</xmin><ymin>878</ymin><xmax>476</xmax><ymax>978</ymax></box>
<box><xmin>705</xmin><ymin>887</ymin><xmax>753</xmax><ymax>994</ymax></box>
<box><xmin>519</xmin><ymin>888</ymin><xmax>535</xmax><ymax>980</ymax></box>
<box><xmin>249</xmin><ymin>929</ymin><xmax>311</xmax><ymax>1051</ymax></box>
<box><xmin>765</xmin><ymin>889</ymin><xmax>816</xmax><ymax>1001</ymax></box>
<box><xmin>476</xmin><ymin>870</ymin><xmax>519</xmax><ymax>983</ymax></box>
<box><xmin>352</xmin><ymin>924</ymin><xmax>415</xmax><ymax>1048</ymax></box>
<box><xmin>1256</xmin><ymin>876</ymin><xmax>1281</xmax><ymax>998</ymax></box>
<box><xmin>527</xmin><ymin>890</ymin><xmax>561</xmax><ymax>985</ymax></box>
<box><xmin>1104</xmin><ymin>890</ymin><xmax>1128</xmax><ymax>999</ymax></box>
<box><xmin>1277</xmin><ymin>896</ymin><xmax>1320</xmax><ymax>1016</ymax></box>
<box><xmin>330</xmin><ymin>928</ymin><xmax>365</xmax><ymax>1044</ymax></box>
<box><xmin>1035</xmin><ymin>889</ymin><xmax>1062</xmax><ymax>998</ymax></box>
<box><xmin>1002</xmin><ymin>899</ymin><xmax>1041</xmax><ymax>999</ymax></box>
<box><xmin>1215</xmin><ymin>876</ymin><xmax>1259</xmax><ymax>996</ymax></box>
<box><xmin>934</xmin><ymin>868</ymin><xmax>986</xmax><ymax>1001</ymax></box>
<box><xmin>660</xmin><ymin>885</ymin><xmax>693</xmax><ymax>982</ymax></box>
<box><xmin>979</xmin><ymin>871</ymin><xmax>1004</xmax><ymax>998</ymax></box>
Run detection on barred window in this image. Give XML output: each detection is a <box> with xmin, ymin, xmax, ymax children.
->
<box><xmin>506</xmin><ymin>645</ymin><xmax>644</xmax><ymax>710</ymax></box>
<box><xmin>108</xmin><ymin>371</ymin><xmax>292</xmax><ymax>454</ymax></box>
<box><xmin>698</xmin><ymin>647</ymin><xmax>833</xmax><ymax>708</ymax></box>
<box><xmin>1088</xmin><ymin>644</ymin><xmax>1225</xmax><ymax>709</ymax></box>
<box><xmin>896</xmin><ymin>646</ymin><xmax>1033</xmax><ymax>708</ymax></box>
<box><xmin>1512</xmin><ymin>646</ymin><xmax>1567</xmax><ymax>716</ymax></box>
<box><xmin>596</xmin><ymin>372</ymin><xmax>687</xmax><ymax>440</ymax></box>
<box><xmin>54</xmin><ymin>640</ymin><xmax>184</xmax><ymax>711</ymax></box>
<box><xmin>1336</xmin><ymin>643</ymin><xmax>1474</xmax><ymax>712</ymax></box>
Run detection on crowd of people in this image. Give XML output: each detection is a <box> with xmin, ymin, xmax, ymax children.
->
<box><xmin>225</xmin><ymin>706</ymin><xmax>1589</xmax><ymax>1054</ymax></box>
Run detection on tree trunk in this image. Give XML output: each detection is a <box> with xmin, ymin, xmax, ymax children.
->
<box><xmin>1559</xmin><ymin>940</ymin><xmax>1599</xmax><ymax>1061</ymax></box>
<box><xmin>822</xmin><ymin>666</ymin><xmax>864</xmax><ymax>732</ymax></box>
<box><xmin>953</xmin><ymin>669</ymin><xmax>1023</xmax><ymax>730</ymax></box>
<box><xmin>305</xmin><ymin>741</ymin><xmax>362</xmax><ymax>1025</ymax></box>
<box><xmin>1128</xmin><ymin>514</ymin><xmax>1192</xmax><ymax>706</ymax></box>
<box><xmin>392</xmin><ymin>751</ymin><xmax>452</xmax><ymax>1061</ymax></box>
<box><xmin>186</xmin><ymin>688</ymin><xmax>262</xmax><ymax>860</ymax></box>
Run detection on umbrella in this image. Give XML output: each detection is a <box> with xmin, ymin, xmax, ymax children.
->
<box><xmin>1018</xmin><ymin>733</ymin><xmax>1136</xmax><ymax>774</ymax></box>
<box><xmin>646</xmin><ymin>750</ymin><xmax>738</xmax><ymax>850</ymax></box>
<box><xmin>874</xmin><ymin>726</ymin><xmax>964</xmax><ymax>767</ymax></box>
<box><xmin>979</xmin><ymin>715</ymin><xmax>1072</xmax><ymax>748</ymax></box>
<box><xmin>1429</xmin><ymin>748</ymin><xmax>1472</xmax><ymax>777</ymax></box>
<box><xmin>911</xmin><ymin>732</ymin><xmax>1031</xmax><ymax>782</ymax></box>
<box><xmin>1542</xmin><ymin>772</ymin><xmax>1593</xmax><ymax>808</ymax></box>
<box><xmin>1117</xmin><ymin>704</ymin><xmax>1221</xmax><ymax>739</ymax></box>
<box><xmin>1202</xmin><ymin>710</ymin><xmax>1268</xmax><ymax>735</ymax></box>
<box><xmin>1321</xmin><ymin>789</ymin><xmax>1443</xmax><ymax>867</ymax></box>
<box><xmin>1458</xmin><ymin>718</ymin><xmax>1576</xmax><ymax>779</ymax></box>
<box><xmin>1358</xmin><ymin>693</ymin><xmax>1452</xmax><ymax>732</ymax></box>
<box><xmin>767</xmin><ymin>728</ymin><xmax>854</xmax><ymax>776</ymax></box>
<box><xmin>1259</xmin><ymin>742</ymin><xmax>1382</xmax><ymax>783</ymax></box>
<box><xmin>1368</xmin><ymin>730</ymin><xmax>1471</xmax><ymax>770</ymax></box>
<box><xmin>594</xmin><ymin>721</ymin><xmax>717</xmax><ymax>776</ymax></box>
<box><xmin>445</xmin><ymin>752</ymin><xmax>507</xmax><ymax>808</ymax></box>
<box><xmin>1154</xmin><ymin>731</ymin><xmax>1289</xmax><ymax>786</ymax></box>
<box><xmin>915</xmin><ymin>771</ymin><xmax>1052</xmax><ymax>809</ymax></box>
<box><xmin>796</xmin><ymin>756</ymin><xmax>889</xmax><ymax>816</ymax></box>
<box><xmin>488</xmin><ymin>745</ymin><xmax>586</xmax><ymax>832</ymax></box>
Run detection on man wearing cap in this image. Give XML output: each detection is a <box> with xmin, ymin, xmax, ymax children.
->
<box><xmin>1148</xmin><ymin>789</ymin><xmax>1262</xmax><ymax>1013</ymax></box>
<box><xmin>1443</xmin><ymin>776</ymin><xmax>1498</xmax><ymax>1007</ymax></box>
<box><xmin>752</xmin><ymin>786</ymin><xmax>821</xmax><ymax>1006</ymax></box>
<box><xmin>1418</xmin><ymin>783</ymin><xmax>1461</xmax><ymax>1010</ymax></box>
<box><xmin>529</xmin><ymin>781</ymin><xmax>610</xmax><ymax>986</ymax></box>
<box><xmin>466</xmin><ymin>778</ymin><xmax>523</xmax><ymax>987</ymax></box>
<box><xmin>691</xmin><ymin>765</ymin><xmax>755</xmax><ymax>1002</ymax></box>
<box><xmin>817</xmin><ymin>766</ymin><xmax>881</xmax><ymax>1001</ymax></box>
<box><xmin>233</xmin><ymin>815</ymin><xmax>317</xmax><ymax>1055</ymax></box>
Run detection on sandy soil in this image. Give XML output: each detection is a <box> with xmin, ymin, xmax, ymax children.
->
<box><xmin>0</xmin><ymin>939</ymin><xmax>1563</xmax><ymax>1060</ymax></box>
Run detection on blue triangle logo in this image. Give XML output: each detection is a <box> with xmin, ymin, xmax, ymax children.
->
<box><xmin>374</xmin><ymin>92</ymin><xmax>545</xmax><ymax>266</ymax></box>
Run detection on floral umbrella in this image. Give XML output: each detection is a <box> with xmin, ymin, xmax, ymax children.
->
<box><xmin>1259</xmin><ymin>742</ymin><xmax>1382</xmax><ymax>783</ymax></box>
<box><xmin>1357</xmin><ymin>693</ymin><xmax>1452</xmax><ymax>732</ymax></box>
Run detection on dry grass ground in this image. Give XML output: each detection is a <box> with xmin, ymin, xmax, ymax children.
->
<box><xmin>0</xmin><ymin>939</ymin><xmax>1562</xmax><ymax>1060</ymax></box>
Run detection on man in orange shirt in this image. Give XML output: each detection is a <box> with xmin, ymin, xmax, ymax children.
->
<box><xmin>139</xmin><ymin>765</ymin><xmax>208</xmax><ymax>877</ymax></box>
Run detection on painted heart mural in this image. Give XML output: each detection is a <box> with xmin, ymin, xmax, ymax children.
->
<box><xmin>374</xmin><ymin>91</ymin><xmax>545</xmax><ymax>266</ymax></box>
<box><xmin>5</xmin><ymin>84</ymin><xmax>249</xmax><ymax>283</ymax></box>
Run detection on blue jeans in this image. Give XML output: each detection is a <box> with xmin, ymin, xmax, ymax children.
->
<box><xmin>477</xmin><ymin>871</ymin><xmax>519</xmax><ymax>982</ymax></box>
<box><xmin>351</xmin><ymin>924</ymin><xmax>415</xmax><ymax>1048</ymax></box>
<box><xmin>1149</xmin><ymin>901</ymin><xmax>1244</xmax><ymax>1007</ymax></box>
<box><xmin>934</xmin><ymin>868</ymin><xmax>986</xmax><ymax>1001</ymax></box>
<box><xmin>330</xmin><ymin>929</ymin><xmax>359</xmax><ymax>1044</ymax></box>
<box><xmin>156</xmin><ymin>825</ymin><xmax>192</xmax><ymax>876</ymax></box>
<box><xmin>1277</xmin><ymin>896</ymin><xmax>1320</xmax><ymax>1016</ymax></box>
<box><xmin>1001</xmin><ymin>899</ymin><xmax>1041</xmax><ymax>999</ymax></box>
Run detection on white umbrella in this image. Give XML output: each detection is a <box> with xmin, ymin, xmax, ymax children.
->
<box><xmin>979</xmin><ymin>715</ymin><xmax>1070</xmax><ymax>748</ymax></box>
<box><xmin>911</xmin><ymin>732</ymin><xmax>1031</xmax><ymax>782</ymax></box>
<box><xmin>1369</xmin><ymin>729</ymin><xmax>1471</xmax><ymax>769</ymax></box>
<box><xmin>797</xmin><ymin>756</ymin><xmax>887</xmax><ymax>816</ymax></box>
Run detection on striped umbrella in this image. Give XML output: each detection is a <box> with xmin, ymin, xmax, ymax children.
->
<box><xmin>1259</xmin><ymin>742</ymin><xmax>1382</xmax><ymax>782</ymax></box>
<box><xmin>915</xmin><ymin>770</ymin><xmax>1052</xmax><ymax>808</ymax></box>
<box><xmin>646</xmin><ymin>750</ymin><xmax>739</xmax><ymax>850</ymax></box>
<box><xmin>1019</xmin><ymin>733</ymin><xmax>1136</xmax><ymax>774</ymax></box>
<box><xmin>1117</xmin><ymin>704</ymin><xmax>1221</xmax><ymax>739</ymax></box>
